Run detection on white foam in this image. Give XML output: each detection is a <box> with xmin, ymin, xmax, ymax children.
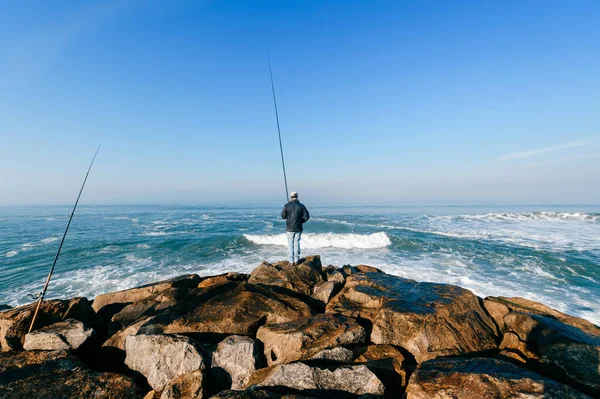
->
<box><xmin>99</xmin><ymin>246</ymin><xmax>121</xmax><ymax>254</ymax></box>
<box><xmin>142</xmin><ymin>231</ymin><xmax>172</xmax><ymax>236</ymax></box>
<box><xmin>136</xmin><ymin>244</ymin><xmax>150</xmax><ymax>249</ymax></box>
<box><xmin>4</xmin><ymin>251</ymin><xmax>18</xmax><ymax>258</ymax></box>
<box><xmin>443</xmin><ymin>212</ymin><xmax>599</xmax><ymax>223</ymax></box>
<box><xmin>41</xmin><ymin>237</ymin><xmax>59</xmax><ymax>244</ymax></box>
<box><xmin>244</xmin><ymin>232</ymin><xmax>392</xmax><ymax>249</ymax></box>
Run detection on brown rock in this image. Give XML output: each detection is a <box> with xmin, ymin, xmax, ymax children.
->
<box><xmin>501</xmin><ymin>311</ymin><xmax>600</xmax><ymax>396</ymax></box>
<box><xmin>341</xmin><ymin>264</ymin><xmax>383</xmax><ymax>275</ymax></box>
<box><xmin>92</xmin><ymin>274</ymin><xmax>201</xmax><ymax>313</ymax></box>
<box><xmin>111</xmin><ymin>288</ymin><xmax>186</xmax><ymax>327</ymax></box>
<box><xmin>353</xmin><ymin>345</ymin><xmax>410</xmax><ymax>395</ymax></box>
<box><xmin>160</xmin><ymin>370</ymin><xmax>205</xmax><ymax>399</ymax></box>
<box><xmin>327</xmin><ymin>272</ymin><xmax>498</xmax><ymax>362</ymax></box>
<box><xmin>483</xmin><ymin>298</ymin><xmax>510</xmax><ymax>332</ymax></box>
<box><xmin>138</xmin><ymin>282</ymin><xmax>319</xmax><ymax>336</ymax></box>
<box><xmin>405</xmin><ymin>357</ymin><xmax>591</xmax><ymax>399</ymax></box>
<box><xmin>0</xmin><ymin>297</ymin><xmax>96</xmax><ymax>351</ymax></box>
<box><xmin>256</xmin><ymin>313</ymin><xmax>366</xmax><ymax>366</ymax></box>
<box><xmin>249</xmin><ymin>256</ymin><xmax>324</xmax><ymax>296</ymax></box>
<box><xmin>103</xmin><ymin>316</ymin><xmax>155</xmax><ymax>351</ymax></box>
<box><xmin>210</xmin><ymin>390</ymin><xmax>318</xmax><ymax>398</ymax></box>
<box><xmin>322</xmin><ymin>265</ymin><xmax>346</xmax><ymax>283</ymax></box>
<box><xmin>311</xmin><ymin>281</ymin><xmax>342</xmax><ymax>304</ymax></box>
<box><xmin>23</xmin><ymin>318</ymin><xmax>94</xmax><ymax>350</ymax></box>
<box><xmin>309</xmin><ymin>347</ymin><xmax>354</xmax><ymax>363</ymax></box>
<box><xmin>486</xmin><ymin>296</ymin><xmax>600</xmax><ymax>336</ymax></box>
<box><xmin>144</xmin><ymin>391</ymin><xmax>160</xmax><ymax>399</ymax></box>
<box><xmin>198</xmin><ymin>272</ymin><xmax>249</xmax><ymax>289</ymax></box>
<box><xmin>245</xmin><ymin>362</ymin><xmax>385</xmax><ymax>396</ymax></box>
<box><xmin>0</xmin><ymin>349</ymin><xmax>140</xmax><ymax>398</ymax></box>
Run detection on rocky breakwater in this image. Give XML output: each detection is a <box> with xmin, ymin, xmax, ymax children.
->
<box><xmin>0</xmin><ymin>255</ymin><xmax>598</xmax><ymax>399</ymax></box>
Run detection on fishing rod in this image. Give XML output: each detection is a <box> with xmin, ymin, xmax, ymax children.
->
<box><xmin>28</xmin><ymin>145</ymin><xmax>101</xmax><ymax>333</ymax></box>
<box><xmin>268</xmin><ymin>55</ymin><xmax>289</xmax><ymax>201</ymax></box>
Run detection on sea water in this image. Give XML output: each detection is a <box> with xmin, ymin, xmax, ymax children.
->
<box><xmin>0</xmin><ymin>204</ymin><xmax>598</xmax><ymax>325</ymax></box>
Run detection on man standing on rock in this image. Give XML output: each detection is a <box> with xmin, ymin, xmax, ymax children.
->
<box><xmin>281</xmin><ymin>191</ymin><xmax>310</xmax><ymax>265</ymax></box>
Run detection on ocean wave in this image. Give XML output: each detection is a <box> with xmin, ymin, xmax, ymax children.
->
<box><xmin>4</xmin><ymin>250</ymin><xmax>18</xmax><ymax>258</ymax></box>
<box><xmin>244</xmin><ymin>232</ymin><xmax>392</xmax><ymax>249</ymax></box>
<box><xmin>142</xmin><ymin>231</ymin><xmax>173</xmax><ymax>237</ymax></box>
<box><xmin>41</xmin><ymin>237</ymin><xmax>60</xmax><ymax>244</ymax></box>
<box><xmin>431</xmin><ymin>212</ymin><xmax>599</xmax><ymax>223</ymax></box>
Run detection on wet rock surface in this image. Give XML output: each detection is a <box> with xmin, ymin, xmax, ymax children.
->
<box><xmin>327</xmin><ymin>272</ymin><xmax>499</xmax><ymax>362</ymax></box>
<box><xmin>1</xmin><ymin>259</ymin><xmax>597</xmax><ymax>398</ymax></box>
<box><xmin>405</xmin><ymin>357</ymin><xmax>592</xmax><ymax>398</ymax></box>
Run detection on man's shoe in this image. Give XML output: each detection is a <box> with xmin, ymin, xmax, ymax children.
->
<box><xmin>292</xmin><ymin>262</ymin><xmax>296</xmax><ymax>266</ymax></box>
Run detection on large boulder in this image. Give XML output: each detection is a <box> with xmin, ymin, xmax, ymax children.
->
<box><xmin>92</xmin><ymin>274</ymin><xmax>201</xmax><ymax>315</ymax></box>
<box><xmin>500</xmin><ymin>311</ymin><xmax>600</xmax><ymax>396</ymax></box>
<box><xmin>0</xmin><ymin>349</ymin><xmax>140</xmax><ymax>398</ymax></box>
<box><xmin>23</xmin><ymin>318</ymin><xmax>94</xmax><ymax>350</ymax></box>
<box><xmin>405</xmin><ymin>357</ymin><xmax>591</xmax><ymax>398</ymax></box>
<box><xmin>0</xmin><ymin>297</ymin><xmax>97</xmax><ymax>351</ymax></box>
<box><xmin>485</xmin><ymin>296</ymin><xmax>600</xmax><ymax>336</ymax></box>
<box><xmin>160</xmin><ymin>370</ymin><xmax>205</xmax><ymax>399</ymax></box>
<box><xmin>256</xmin><ymin>313</ymin><xmax>366</xmax><ymax>366</ymax></box>
<box><xmin>245</xmin><ymin>362</ymin><xmax>385</xmax><ymax>396</ymax></box>
<box><xmin>124</xmin><ymin>334</ymin><xmax>205</xmax><ymax>391</ymax></box>
<box><xmin>210</xmin><ymin>390</ymin><xmax>318</xmax><ymax>398</ymax></box>
<box><xmin>353</xmin><ymin>345</ymin><xmax>410</xmax><ymax>397</ymax></box>
<box><xmin>249</xmin><ymin>256</ymin><xmax>325</xmax><ymax>296</ymax></box>
<box><xmin>135</xmin><ymin>282</ymin><xmax>319</xmax><ymax>337</ymax></box>
<box><xmin>327</xmin><ymin>272</ymin><xmax>498</xmax><ymax>362</ymax></box>
<box><xmin>311</xmin><ymin>281</ymin><xmax>342</xmax><ymax>304</ymax></box>
<box><xmin>212</xmin><ymin>335</ymin><xmax>263</xmax><ymax>389</ymax></box>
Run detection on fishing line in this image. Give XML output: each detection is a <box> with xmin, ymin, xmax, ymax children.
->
<box><xmin>268</xmin><ymin>55</ymin><xmax>289</xmax><ymax>201</ymax></box>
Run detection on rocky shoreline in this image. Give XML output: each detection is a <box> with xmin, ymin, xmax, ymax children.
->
<box><xmin>1</xmin><ymin>255</ymin><xmax>598</xmax><ymax>398</ymax></box>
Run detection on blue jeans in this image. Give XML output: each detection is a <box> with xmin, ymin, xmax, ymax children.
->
<box><xmin>287</xmin><ymin>231</ymin><xmax>302</xmax><ymax>264</ymax></box>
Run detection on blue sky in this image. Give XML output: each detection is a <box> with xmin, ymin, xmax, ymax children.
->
<box><xmin>1</xmin><ymin>0</ymin><xmax>599</xmax><ymax>206</ymax></box>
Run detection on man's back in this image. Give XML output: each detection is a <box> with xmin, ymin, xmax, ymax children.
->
<box><xmin>281</xmin><ymin>200</ymin><xmax>310</xmax><ymax>232</ymax></box>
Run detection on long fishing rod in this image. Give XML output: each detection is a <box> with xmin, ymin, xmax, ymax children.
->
<box><xmin>28</xmin><ymin>145</ymin><xmax>101</xmax><ymax>333</ymax></box>
<box><xmin>268</xmin><ymin>55</ymin><xmax>289</xmax><ymax>201</ymax></box>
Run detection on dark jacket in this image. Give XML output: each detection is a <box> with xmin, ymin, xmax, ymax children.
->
<box><xmin>281</xmin><ymin>199</ymin><xmax>310</xmax><ymax>232</ymax></box>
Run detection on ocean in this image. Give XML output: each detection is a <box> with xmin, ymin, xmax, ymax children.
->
<box><xmin>0</xmin><ymin>204</ymin><xmax>599</xmax><ymax>325</ymax></box>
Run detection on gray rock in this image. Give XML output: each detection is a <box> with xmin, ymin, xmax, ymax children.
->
<box><xmin>160</xmin><ymin>370</ymin><xmax>205</xmax><ymax>399</ymax></box>
<box><xmin>405</xmin><ymin>357</ymin><xmax>592</xmax><ymax>399</ymax></box>
<box><xmin>309</xmin><ymin>347</ymin><xmax>354</xmax><ymax>363</ymax></box>
<box><xmin>248</xmin><ymin>256</ymin><xmax>325</xmax><ymax>296</ymax></box>
<box><xmin>311</xmin><ymin>281</ymin><xmax>342</xmax><ymax>304</ymax></box>
<box><xmin>23</xmin><ymin>318</ymin><xmax>93</xmax><ymax>350</ymax></box>
<box><xmin>257</xmin><ymin>313</ymin><xmax>365</xmax><ymax>366</ymax></box>
<box><xmin>125</xmin><ymin>334</ymin><xmax>205</xmax><ymax>391</ymax></box>
<box><xmin>245</xmin><ymin>362</ymin><xmax>385</xmax><ymax>396</ymax></box>
<box><xmin>212</xmin><ymin>335</ymin><xmax>263</xmax><ymax>389</ymax></box>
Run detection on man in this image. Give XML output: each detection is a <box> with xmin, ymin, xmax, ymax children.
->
<box><xmin>281</xmin><ymin>191</ymin><xmax>310</xmax><ymax>265</ymax></box>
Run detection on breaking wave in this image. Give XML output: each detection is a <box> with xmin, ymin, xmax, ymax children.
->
<box><xmin>433</xmin><ymin>212</ymin><xmax>599</xmax><ymax>222</ymax></box>
<box><xmin>244</xmin><ymin>232</ymin><xmax>392</xmax><ymax>249</ymax></box>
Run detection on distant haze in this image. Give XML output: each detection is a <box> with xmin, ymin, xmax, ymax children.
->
<box><xmin>1</xmin><ymin>1</ymin><xmax>599</xmax><ymax>206</ymax></box>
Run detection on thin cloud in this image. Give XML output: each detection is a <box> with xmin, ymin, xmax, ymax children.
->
<box><xmin>492</xmin><ymin>139</ymin><xmax>595</xmax><ymax>163</ymax></box>
<box><xmin>529</xmin><ymin>152</ymin><xmax>600</xmax><ymax>167</ymax></box>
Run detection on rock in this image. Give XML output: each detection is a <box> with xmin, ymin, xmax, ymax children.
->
<box><xmin>311</xmin><ymin>281</ymin><xmax>342</xmax><ymax>304</ymax></box>
<box><xmin>0</xmin><ymin>349</ymin><xmax>140</xmax><ymax>398</ymax></box>
<box><xmin>111</xmin><ymin>288</ymin><xmax>186</xmax><ymax>327</ymax></box>
<box><xmin>309</xmin><ymin>347</ymin><xmax>354</xmax><ymax>363</ymax></box>
<box><xmin>249</xmin><ymin>256</ymin><xmax>325</xmax><ymax>296</ymax></box>
<box><xmin>500</xmin><ymin>311</ymin><xmax>600</xmax><ymax>396</ymax></box>
<box><xmin>256</xmin><ymin>313</ymin><xmax>366</xmax><ymax>366</ymax></box>
<box><xmin>486</xmin><ymin>296</ymin><xmax>600</xmax><ymax>336</ymax></box>
<box><xmin>144</xmin><ymin>391</ymin><xmax>160</xmax><ymax>399</ymax></box>
<box><xmin>341</xmin><ymin>264</ymin><xmax>383</xmax><ymax>275</ymax></box>
<box><xmin>198</xmin><ymin>272</ymin><xmax>249</xmax><ymax>289</ymax></box>
<box><xmin>210</xmin><ymin>390</ymin><xmax>318</xmax><ymax>398</ymax></box>
<box><xmin>137</xmin><ymin>282</ymin><xmax>319</xmax><ymax>337</ymax></box>
<box><xmin>92</xmin><ymin>274</ymin><xmax>201</xmax><ymax>314</ymax></box>
<box><xmin>103</xmin><ymin>316</ymin><xmax>155</xmax><ymax>351</ymax></box>
<box><xmin>0</xmin><ymin>305</ymin><xmax>12</xmax><ymax>311</ymax></box>
<box><xmin>353</xmin><ymin>345</ymin><xmax>410</xmax><ymax>395</ymax></box>
<box><xmin>160</xmin><ymin>370</ymin><xmax>205</xmax><ymax>399</ymax></box>
<box><xmin>23</xmin><ymin>318</ymin><xmax>93</xmax><ymax>350</ymax></box>
<box><xmin>125</xmin><ymin>334</ymin><xmax>205</xmax><ymax>391</ymax></box>
<box><xmin>327</xmin><ymin>272</ymin><xmax>498</xmax><ymax>362</ymax></box>
<box><xmin>322</xmin><ymin>265</ymin><xmax>346</xmax><ymax>284</ymax></box>
<box><xmin>0</xmin><ymin>297</ymin><xmax>97</xmax><ymax>351</ymax></box>
<box><xmin>212</xmin><ymin>335</ymin><xmax>263</xmax><ymax>390</ymax></box>
<box><xmin>482</xmin><ymin>298</ymin><xmax>510</xmax><ymax>332</ymax></box>
<box><xmin>245</xmin><ymin>362</ymin><xmax>385</xmax><ymax>396</ymax></box>
<box><xmin>405</xmin><ymin>357</ymin><xmax>591</xmax><ymax>399</ymax></box>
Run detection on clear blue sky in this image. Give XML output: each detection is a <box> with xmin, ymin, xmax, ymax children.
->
<box><xmin>1</xmin><ymin>0</ymin><xmax>599</xmax><ymax>206</ymax></box>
